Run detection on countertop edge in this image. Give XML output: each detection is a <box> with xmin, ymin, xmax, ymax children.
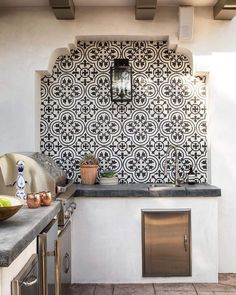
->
<box><xmin>0</xmin><ymin>202</ymin><xmax>61</xmax><ymax>267</ymax></box>
<box><xmin>75</xmin><ymin>184</ymin><xmax>221</xmax><ymax>198</ymax></box>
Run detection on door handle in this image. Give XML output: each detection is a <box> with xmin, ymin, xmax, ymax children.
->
<box><xmin>63</xmin><ymin>253</ymin><xmax>70</xmax><ymax>274</ymax></box>
<box><xmin>22</xmin><ymin>275</ymin><xmax>38</xmax><ymax>287</ymax></box>
<box><xmin>46</xmin><ymin>240</ymin><xmax>61</xmax><ymax>295</ymax></box>
<box><xmin>184</xmin><ymin>234</ymin><xmax>188</xmax><ymax>252</ymax></box>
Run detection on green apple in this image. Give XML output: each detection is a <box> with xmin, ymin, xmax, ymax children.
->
<box><xmin>0</xmin><ymin>198</ymin><xmax>12</xmax><ymax>207</ymax></box>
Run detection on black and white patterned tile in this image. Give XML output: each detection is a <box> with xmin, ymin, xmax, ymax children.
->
<box><xmin>40</xmin><ymin>40</ymin><xmax>207</xmax><ymax>183</ymax></box>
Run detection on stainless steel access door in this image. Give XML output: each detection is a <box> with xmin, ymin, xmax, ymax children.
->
<box><xmin>38</xmin><ymin>218</ymin><xmax>61</xmax><ymax>295</ymax></box>
<box><xmin>142</xmin><ymin>210</ymin><xmax>191</xmax><ymax>277</ymax></box>
<box><xmin>59</xmin><ymin>221</ymin><xmax>71</xmax><ymax>294</ymax></box>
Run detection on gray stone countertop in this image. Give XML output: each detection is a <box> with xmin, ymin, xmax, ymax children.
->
<box><xmin>0</xmin><ymin>201</ymin><xmax>61</xmax><ymax>267</ymax></box>
<box><xmin>75</xmin><ymin>183</ymin><xmax>221</xmax><ymax>198</ymax></box>
<box><xmin>0</xmin><ymin>183</ymin><xmax>220</xmax><ymax>267</ymax></box>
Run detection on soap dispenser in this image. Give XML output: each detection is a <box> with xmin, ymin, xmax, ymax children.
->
<box><xmin>187</xmin><ymin>166</ymin><xmax>196</xmax><ymax>185</ymax></box>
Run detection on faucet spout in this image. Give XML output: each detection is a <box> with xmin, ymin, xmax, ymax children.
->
<box><xmin>164</xmin><ymin>145</ymin><xmax>181</xmax><ymax>187</ymax></box>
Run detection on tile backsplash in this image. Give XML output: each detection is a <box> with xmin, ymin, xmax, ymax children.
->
<box><xmin>40</xmin><ymin>40</ymin><xmax>207</xmax><ymax>183</ymax></box>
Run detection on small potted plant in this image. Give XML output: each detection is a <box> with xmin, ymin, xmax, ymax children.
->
<box><xmin>99</xmin><ymin>170</ymin><xmax>118</xmax><ymax>185</ymax></box>
<box><xmin>80</xmin><ymin>154</ymin><xmax>99</xmax><ymax>185</ymax></box>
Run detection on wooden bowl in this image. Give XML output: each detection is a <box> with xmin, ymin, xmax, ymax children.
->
<box><xmin>0</xmin><ymin>196</ymin><xmax>23</xmax><ymax>221</ymax></box>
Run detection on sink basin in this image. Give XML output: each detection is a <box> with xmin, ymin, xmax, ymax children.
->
<box><xmin>148</xmin><ymin>183</ymin><xmax>184</xmax><ymax>190</ymax></box>
<box><xmin>149</xmin><ymin>183</ymin><xmax>176</xmax><ymax>188</ymax></box>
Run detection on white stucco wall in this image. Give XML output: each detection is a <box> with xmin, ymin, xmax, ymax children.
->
<box><xmin>72</xmin><ymin>197</ymin><xmax>218</xmax><ymax>283</ymax></box>
<box><xmin>0</xmin><ymin>6</ymin><xmax>235</xmax><ymax>272</ymax></box>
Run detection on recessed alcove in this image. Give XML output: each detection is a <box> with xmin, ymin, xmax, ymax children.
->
<box><xmin>38</xmin><ymin>36</ymin><xmax>208</xmax><ymax>184</ymax></box>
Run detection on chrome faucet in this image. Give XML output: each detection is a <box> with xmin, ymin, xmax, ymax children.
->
<box><xmin>164</xmin><ymin>145</ymin><xmax>181</xmax><ymax>187</ymax></box>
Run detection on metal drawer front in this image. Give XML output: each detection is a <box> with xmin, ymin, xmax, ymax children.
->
<box><xmin>12</xmin><ymin>254</ymin><xmax>39</xmax><ymax>295</ymax></box>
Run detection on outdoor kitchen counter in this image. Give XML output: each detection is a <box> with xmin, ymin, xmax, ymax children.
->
<box><xmin>0</xmin><ymin>201</ymin><xmax>61</xmax><ymax>267</ymax></box>
<box><xmin>75</xmin><ymin>183</ymin><xmax>221</xmax><ymax>198</ymax></box>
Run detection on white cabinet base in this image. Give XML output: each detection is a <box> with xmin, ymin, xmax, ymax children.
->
<box><xmin>72</xmin><ymin>197</ymin><xmax>218</xmax><ymax>283</ymax></box>
<box><xmin>0</xmin><ymin>239</ymin><xmax>36</xmax><ymax>295</ymax></box>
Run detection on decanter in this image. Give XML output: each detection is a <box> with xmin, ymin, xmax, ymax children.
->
<box><xmin>16</xmin><ymin>160</ymin><xmax>26</xmax><ymax>201</ymax></box>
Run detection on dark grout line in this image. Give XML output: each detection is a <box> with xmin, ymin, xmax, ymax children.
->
<box><xmin>192</xmin><ymin>283</ymin><xmax>199</xmax><ymax>295</ymax></box>
<box><xmin>153</xmin><ymin>283</ymin><xmax>157</xmax><ymax>295</ymax></box>
<box><xmin>93</xmin><ymin>284</ymin><xmax>97</xmax><ymax>295</ymax></box>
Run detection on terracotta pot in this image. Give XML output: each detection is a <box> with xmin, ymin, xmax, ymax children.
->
<box><xmin>80</xmin><ymin>165</ymin><xmax>98</xmax><ymax>185</ymax></box>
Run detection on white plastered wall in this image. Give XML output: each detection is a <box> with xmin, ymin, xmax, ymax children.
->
<box><xmin>0</xmin><ymin>6</ymin><xmax>235</xmax><ymax>272</ymax></box>
<box><xmin>72</xmin><ymin>197</ymin><xmax>218</xmax><ymax>283</ymax></box>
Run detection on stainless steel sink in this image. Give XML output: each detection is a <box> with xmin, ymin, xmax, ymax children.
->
<box><xmin>148</xmin><ymin>183</ymin><xmax>184</xmax><ymax>190</ymax></box>
<box><xmin>149</xmin><ymin>183</ymin><xmax>176</xmax><ymax>187</ymax></box>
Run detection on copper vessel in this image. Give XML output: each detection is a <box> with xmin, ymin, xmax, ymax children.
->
<box><xmin>39</xmin><ymin>191</ymin><xmax>52</xmax><ymax>206</ymax></box>
<box><xmin>26</xmin><ymin>193</ymin><xmax>41</xmax><ymax>209</ymax></box>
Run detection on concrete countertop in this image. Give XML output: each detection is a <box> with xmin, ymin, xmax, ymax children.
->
<box><xmin>0</xmin><ymin>183</ymin><xmax>220</xmax><ymax>267</ymax></box>
<box><xmin>75</xmin><ymin>183</ymin><xmax>221</xmax><ymax>198</ymax></box>
<box><xmin>0</xmin><ymin>201</ymin><xmax>61</xmax><ymax>267</ymax></box>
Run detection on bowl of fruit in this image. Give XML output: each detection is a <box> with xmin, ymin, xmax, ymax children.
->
<box><xmin>0</xmin><ymin>196</ymin><xmax>23</xmax><ymax>221</ymax></box>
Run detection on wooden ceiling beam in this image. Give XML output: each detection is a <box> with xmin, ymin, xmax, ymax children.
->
<box><xmin>135</xmin><ymin>0</ymin><xmax>157</xmax><ymax>20</ymax></box>
<box><xmin>49</xmin><ymin>0</ymin><xmax>75</xmax><ymax>19</ymax></box>
<box><xmin>214</xmin><ymin>0</ymin><xmax>236</xmax><ymax>20</ymax></box>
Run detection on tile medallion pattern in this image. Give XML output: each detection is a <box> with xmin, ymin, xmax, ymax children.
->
<box><xmin>40</xmin><ymin>40</ymin><xmax>207</xmax><ymax>183</ymax></box>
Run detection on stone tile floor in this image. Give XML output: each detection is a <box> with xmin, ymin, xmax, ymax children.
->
<box><xmin>64</xmin><ymin>274</ymin><xmax>236</xmax><ymax>295</ymax></box>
